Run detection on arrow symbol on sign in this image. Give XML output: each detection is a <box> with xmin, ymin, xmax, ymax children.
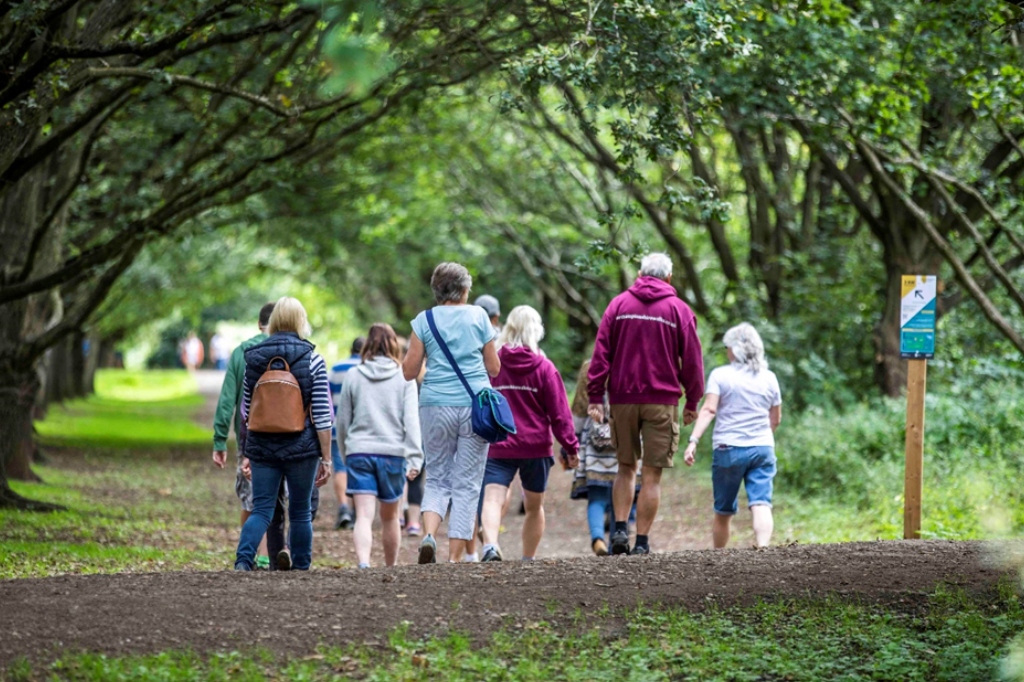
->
<box><xmin>914</xmin><ymin>290</ymin><xmax>924</xmax><ymax>299</ymax></box>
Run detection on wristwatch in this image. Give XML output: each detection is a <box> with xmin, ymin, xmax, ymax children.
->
<box><xmin>688</xmin><ymin>435</ymin><xmax>699</xmax><ymax>445</ymax></box>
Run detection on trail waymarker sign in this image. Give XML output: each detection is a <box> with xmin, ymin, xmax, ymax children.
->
<box><xmin>900</xmin><ymin>274</ymin><xmax>936</xmax><ymax>540</ymax></box>
<box><xmin>900</xmin><ymin>275</ymin><xmax>936</xmax><ymax>359</ymax></box>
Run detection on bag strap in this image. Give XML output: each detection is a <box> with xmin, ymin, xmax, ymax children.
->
<box><xmin>425</xmin><ymin>309</ymin><xmax>475</xmax><ymax>400</ymax></box>
<box><xmin>265</xmin><ymin>356</ymin><xmax>290</xmax><ymax>372</ymax></box>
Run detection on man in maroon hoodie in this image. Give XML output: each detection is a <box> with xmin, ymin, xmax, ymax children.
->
<box><xmin>587</xmin><ymin>253</ymin><xmax>705</xmax><ymax>556</ymax></box>
<box><xmin>478</xmin><ymin>305</ymin><xmax>580</xmax><ymax>562</ymax></box>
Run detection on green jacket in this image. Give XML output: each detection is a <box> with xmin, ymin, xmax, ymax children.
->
<box><xmin>212</xmin><ymin>333</ymin><xmax>267</xmax><ymax>451</ymax></box>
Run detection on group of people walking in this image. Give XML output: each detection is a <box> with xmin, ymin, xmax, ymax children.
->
<box><xmin>212</xmin><ymin>253</ymin><xmax>783</xmax><ymax>570</ymax></box>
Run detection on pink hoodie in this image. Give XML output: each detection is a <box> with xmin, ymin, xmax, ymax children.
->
<box><xmin>488</xmin><ymin>346</ymin><xmax>579</xmax><ymax>459</ymax></box>
<box><xmin>587</xmin><ymin>276</ymin><xmax>705</xmax><ymax>411</ymax></box>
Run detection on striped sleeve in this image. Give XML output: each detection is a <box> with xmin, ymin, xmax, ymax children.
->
<box><xmin>310</xmin><ymin>354</ymin><xmax>333</xmax><ymax>431</ymax></box>
<box><xmin>241</xmin><ymin>375</ymin><xmax>251</xmax><ymax>421</ymax></box>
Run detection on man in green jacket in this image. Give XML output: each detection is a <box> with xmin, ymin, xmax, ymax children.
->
<box><xmin>212</xmin><ymin>303</ymin><xmax>275</xmax><ymax>568</ymax></box>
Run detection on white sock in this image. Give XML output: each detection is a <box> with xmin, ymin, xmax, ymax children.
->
<box><xmin>462</xmin><ymin>553</ymin><xmax>478</xmax><ymax>563</ymax></box>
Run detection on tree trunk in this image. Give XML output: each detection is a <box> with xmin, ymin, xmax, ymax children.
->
<box><xmin>0</xmin><ymin>369</ymin><xmax>53</xmax><ymax>499</ymax></box>
<box><xmin>71</xmin><ymin>329</ymin><xmax>86</xmax><ymax>398</ymax></box>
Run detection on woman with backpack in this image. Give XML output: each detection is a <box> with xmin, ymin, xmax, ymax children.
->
<box><xmin>336</xmin><ymin>323</ymin><xmax>423</xmax><ymax>568</ymax></box>
<box><xmin>683</xmin><ymin>323</ymin><xmax>782</xmax><ymax>548</ymax></box>
<box><xmin>402</xmin><ymin>262</ymin><xmax>501</xmax><ymax>564</ymax></box>
<box><xmin>234</xmin><ymin>297</ymin><xmax>333</xmax><ymax>571</ymax></box>
<box><xmin>477</xmin><ymin>305</ymin><xmax>579</xmax><ymax>562</ymax></box>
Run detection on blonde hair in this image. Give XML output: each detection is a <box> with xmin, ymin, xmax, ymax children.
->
<box><xmin>267</xmin><ymin>297</ymin><xmax>312</xmax><ymax>339</ymax></box>
<box><xmin>498</xmin><ymin>305</ymin><xmax>544</xmax><ymax>352</ymax></box>
<box><xmin>723</xmin><ymin>322</ymin><xmax>767</xmax><ymax>373</ymax></box>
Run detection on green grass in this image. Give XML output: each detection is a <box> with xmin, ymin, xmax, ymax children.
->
<box><xmin>6</xmin><ymin>587</ymin><xmax>1022</xmax><ymax>681</ymax></box>
<box><xmin>35</xmin><ymin>370</ymin><xmax>208</xmax><ymax>448</ymax></box>
<box><xmin>0</xmin><ymin>370</ymin><xmax>231</xmax><ymax>579</ymax></box>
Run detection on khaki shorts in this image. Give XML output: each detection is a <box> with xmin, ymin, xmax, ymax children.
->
<box><xmin>609</xmin><ymin>403</ymin><xmax>680</xmax><ymax>469</ymax></box>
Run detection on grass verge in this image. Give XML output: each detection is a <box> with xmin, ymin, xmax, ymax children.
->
<box><xmin>5</xmin><ymin>586</ymin><xmax>1022</xmax><ymax>682</ymax></box>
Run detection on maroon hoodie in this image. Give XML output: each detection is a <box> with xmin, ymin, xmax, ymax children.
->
<box><xmin>587</xmin><ymin>276</ymin><xmax>705</xmax><ymax>411</ymax></box>
<box><xmin>488</xmin><ymin>346</ymin><xmax>580</xmax><ymax>459</ymax></box>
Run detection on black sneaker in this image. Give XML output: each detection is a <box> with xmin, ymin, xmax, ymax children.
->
<box><xmin>418</xmin><ymin>535</ymin><xmax>437</xmax><ymax>564</ymax></box>
<box><xmin>481</xmin><ymin>546</ymin><xmax>503</xmax><ymax>562</ymax></box>
<box><xmin>610</xmin><ymin>529</ymin><xmax>630</xmax><ymax>555</ymax></box>
<box><xmin>276</xmin><ymin>548</ymin><xmax>292</xmax><ymax>571</ymax></box>
<box><xmin>336</xmin><ymin>505</ymin><xmax>354</xmax><ymax>530</ymax></box>
<box><xmin>630</xmin><ymin>544</ymin><xmax>650</xmax><ymax>556</ymax></box>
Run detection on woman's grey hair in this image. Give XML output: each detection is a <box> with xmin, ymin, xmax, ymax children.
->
<box><xmin>723</xmin><ymin>323</ymin><xmax>768</xmax><ymax>373</ymax></box>
<box><xmin>430</xmin><ymin>262</ymin><xmax>472</xmax><ymax>304</ymax></box>
<box><xmin>498</xmin><ymin>305</ymin><xmax>544</xmax><ymax>352</ymax></box>
<box><xmin>639</xmin><ymin>252</ymin><xmax>673</xmax><ymax>279</ymax></box>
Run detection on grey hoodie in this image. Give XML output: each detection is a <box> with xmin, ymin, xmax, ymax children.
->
<box><xmin>335</xmin><ymin>356</ymin><xmax>424</xmax><ymax>471</ymax></box>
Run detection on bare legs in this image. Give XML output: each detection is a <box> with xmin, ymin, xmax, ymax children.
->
<box><xmin>481</xmin><ymin>485</ymin><xmax>546</xmax><ymax>559</ymax></box>
<box><xmin>751</xmin><ymin>504</ymin><xmax>773</xmax><ymax>547</ymax></box>
<box><xmin>713</xmin><ymin>504</ymin><xmax>773</xmax><ymax>548</ymax></box>
<box><xmin>520</xmin><ymin>490</ymin><xmax>545</xmax><ymax>559</ymax></box>
<box><xmin>353</xmin><ymin>495</ymin><xmax>402</xmax><ymax>567</ymax></box>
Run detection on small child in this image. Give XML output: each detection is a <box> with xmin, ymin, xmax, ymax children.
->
<box><xmin>569</xmin><ymin>359</ymin><xmax>639</xmax><ymax>556</ymax></box>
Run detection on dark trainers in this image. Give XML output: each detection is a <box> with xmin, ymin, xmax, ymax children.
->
<box><xmin>276</xmin><ymin>548</ymin><xmax>292</xmax><ymax>571</ymax></box>
<box><xmin>418</xmin><ymin>535</ymin><xmax>437</xmax><ymax>564</ymax></box>
<box><xmin>481</xmin><ymin>545</ymin><xmax>503</xmax><ymax>562</ymax></box>
<box><xmin>336</xmin><ymin>505</ymin><xmax>354</xmax><ymax>530</ymax></box>
<box><xmin>610</xmin><ymin>529</ymin><xmax>631</xmax><ymax>555</ymax></box>
<box><xmin>630</xmin><ymin>544</ymin><xmax>650</xmax><ymax>556</ymax></box>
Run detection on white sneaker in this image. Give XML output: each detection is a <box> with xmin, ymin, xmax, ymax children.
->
<box><xmin>462</xmin><ymin>553</ymin><xmax>479</xmax><ymax>563</ymax></box>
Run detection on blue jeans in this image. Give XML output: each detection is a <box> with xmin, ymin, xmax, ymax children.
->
<box><xmin>712</xmin><ymin>445</ymin><xmax>776</xmax><ymax>515</ymax></box>
<box><xmin>586</xmin><ymin>486</ymin><xmax>638</xmax><ymax>541</ymax></box>
<box><xmin>236</xmin><ymin>456</ymin><xmax>319</xmax><ymax>570</ymax></box>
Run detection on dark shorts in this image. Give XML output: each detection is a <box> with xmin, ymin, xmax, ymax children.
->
<box><xmin>482</xmin><ymin>457</ymin><xmax>554</xmax><ymax>494</ymax></box>
<box><xmin>346</xmin><ymin>455</ymin><xmax>406</xmax><ymax>503</ymax></box>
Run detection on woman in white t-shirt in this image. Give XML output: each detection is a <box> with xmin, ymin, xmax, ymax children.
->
<box><xmin>683</xmin><ymin>323</ymin><xmax>781</xmax><ymax>548</ymax></box>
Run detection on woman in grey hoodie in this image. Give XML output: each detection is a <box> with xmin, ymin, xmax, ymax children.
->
<box><xmin>336</xmin><ymin>323</ymin><xmax>423</xmax><ymax>568</ymax></box>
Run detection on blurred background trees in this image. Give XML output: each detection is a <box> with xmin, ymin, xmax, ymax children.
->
<box><xmin>2</xmin><ymin>0</ymin><xmax>1024</xmax><ymax>506</ymax></box>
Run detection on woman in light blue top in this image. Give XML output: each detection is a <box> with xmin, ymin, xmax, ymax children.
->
<box><xmin>403</xmin><ymin>262</ymin><xmax>501</xmax><ymax>563</ymax></box>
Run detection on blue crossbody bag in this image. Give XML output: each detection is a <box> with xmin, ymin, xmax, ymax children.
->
<box><xmin>425</xmin><ymin>309</ymin><xmax>516</xmax><ymax>443</ymax></box>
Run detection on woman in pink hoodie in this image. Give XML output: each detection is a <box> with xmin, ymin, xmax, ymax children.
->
<box><xmin>478</xmin><ymin>306</ymin><xmax>580</xmax><ymax>562</ymax></box>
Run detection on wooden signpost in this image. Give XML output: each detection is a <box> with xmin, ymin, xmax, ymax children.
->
<box><xmin>900</xmin><ymin>275</ymin><xmax>936</xmax><ymax>540</ymax></box>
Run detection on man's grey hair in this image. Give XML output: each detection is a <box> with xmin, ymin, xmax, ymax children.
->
<box><xmin>639</xmin><ymin>252</ymin><xmax>673</xmax><ymax>279</ymax></box>
<box><xmin>430</xmin><ymin>262</ymin><xmax>473</xmax><ymax>304</ymax></box>
<box><xmin>723</xmin><ymin>322</ymin><xmax>768</xmax><ymax>373</ymax></box>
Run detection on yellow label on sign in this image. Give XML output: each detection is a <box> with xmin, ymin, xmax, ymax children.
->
<box><xmin>902</xmin><ymin>275</ymin><xmax>923</xmax><ymax>298</ymax></box>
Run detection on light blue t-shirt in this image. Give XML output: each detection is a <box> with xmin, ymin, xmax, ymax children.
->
<box><xmin>411</xmin><ymin>305</ymin><xmax>496</xmax><ymax>407</ymax></box>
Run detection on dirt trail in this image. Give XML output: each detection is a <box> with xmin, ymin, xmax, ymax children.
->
<box><xmin>0</xmin><ymin>541</ymin><xmax>1009</xmax><ymax>667</ymax></box>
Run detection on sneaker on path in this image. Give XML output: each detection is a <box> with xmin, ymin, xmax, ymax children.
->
<box><xmin>406</xmin><ymin>524</ymin><xmax>422</xmax><ymax>537</ymax></box>
<box><xmin>630</xmin><ymin>544</ymin><xmax>650</xmax><ymax>556</ymax></box>
<box><xmin>336</xmin><ymin>505</ymin><xmax>354</xmax><ymax>530</ymax></box>
<box><xmin>481</xmin><ymin>545</ymin><xmax>503</xmax><ymax>562</ymax></box>
<box><xmin>276</xmin><ymin>548</ymin><xmax>292</xmax><ymax>571</ymax></box>
<box><xmin>610</xmin><ymin>529</ymin><xmax>631</xmax><ymax>556</ymax></box>
<box><xmin>592</xmin><ymin>538</ymin><xmax>609</xmax><ymax>556</ymax></box>
<box><xmin>418</xmin><ymin>535</ymin><xmax>437</xmax><ymax>564</ymax></box>
<box><xmin>256</xmin><ymin>555</ymin><xmax>270</xmax><ymax>570</ymax></box>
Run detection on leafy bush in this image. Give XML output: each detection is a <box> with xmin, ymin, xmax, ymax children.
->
<box><xmin>777</xmin><ymin>379</ymin><xmax>1024</xmax><ymax>540</ymax></box>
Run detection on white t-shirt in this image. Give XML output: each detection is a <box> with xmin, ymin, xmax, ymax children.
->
<box><xmin>705</xmin><ymin>363</ymin><xmax>782</xmax><ymax>449</ymax></box>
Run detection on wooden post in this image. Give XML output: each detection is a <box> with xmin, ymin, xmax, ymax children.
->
<box><xmin>903</xmin><ymin>359</ymin><xmax>927</xmax><ymax>539</ymax></box>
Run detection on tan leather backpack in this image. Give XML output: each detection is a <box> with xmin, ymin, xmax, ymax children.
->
<box><xmin>247</xmin><ymin>356</ymin><xmax>307</xmax><ymax>433</ymax></box>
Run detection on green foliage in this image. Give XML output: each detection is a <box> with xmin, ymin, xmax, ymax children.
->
<box><xmin>772</xmin><ymin>379</ymin><xmax>1024</xmax><ymax>541</ymax></box>
<box><xmin>8</xmin><ymin>589</ymin><xmax>1021</xmax><ymax>681</ymax></box>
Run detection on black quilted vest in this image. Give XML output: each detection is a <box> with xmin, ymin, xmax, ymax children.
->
<box><xmin>243</xmin><ymin>332</ymin><xmax>319</xmax><ymax>463</ymax></box>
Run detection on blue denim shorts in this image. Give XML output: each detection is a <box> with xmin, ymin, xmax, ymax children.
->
<box><xmin>483</xmin><ymin>457</ymin><xmax>553</xmax><ymax>494</ymax></box>
<box><xmin>711</xmin><ymin>445</ymin><xmax>776</xmax><ymax>515</ymax></box>
<box><xmin>331</xmin><ymin>440</ymin><xmax>345</xmax><ymax>473</ymax></box>
<box><xmin>346</xmin><ymin>455</ymin><xmax>406</xmax><ymax>503</ymax></box>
